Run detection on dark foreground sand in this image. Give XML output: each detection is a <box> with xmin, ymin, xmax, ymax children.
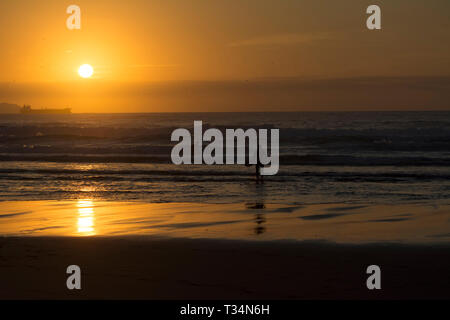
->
<box><xmin>1</xmin><ymin>236</ymin><xmax>449</xmax><ymax>299</ymax></box>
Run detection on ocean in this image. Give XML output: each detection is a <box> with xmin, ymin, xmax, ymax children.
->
<box><xmin>1</xmin><ymin>111</ymin><xmax>449</xmax><ymax>205</ymax></box>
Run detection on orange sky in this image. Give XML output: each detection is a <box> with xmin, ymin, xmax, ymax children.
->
<box><xmin>0</xmin><ymin>0</ymin><xmax>449</xmax><ymax>112</ymax></box>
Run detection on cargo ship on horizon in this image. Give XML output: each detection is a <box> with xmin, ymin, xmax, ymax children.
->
<box><xmin>20</xmin><ymin>105</ymin><xmax>71</xmax><ymax>114</ymax></box>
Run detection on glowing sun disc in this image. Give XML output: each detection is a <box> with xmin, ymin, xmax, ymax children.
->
<box><xmin>78</xmin><ymin>64</ymin><xmax>94</xmax><ymax>78</ymax></box>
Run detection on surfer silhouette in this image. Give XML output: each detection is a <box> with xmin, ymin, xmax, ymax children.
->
<box><xmin>246</xmin><ymin>143</ymin><xmax>264</xmax><ymax>183</ymax></box>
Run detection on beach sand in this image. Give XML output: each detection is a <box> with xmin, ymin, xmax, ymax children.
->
<box><xmin>1</xmin><ymin>200</ymin><xmax>449</xmax><ymax>242</ymax></box>
<box><xmin>1</xmin><ymin>236</ymin><xmax>449</xmax><ymax>299</ymax></box>
<box><xmin>0</xmin><ymin>200</ymin><xmax>449</xmax><ymax>299</ymax></box>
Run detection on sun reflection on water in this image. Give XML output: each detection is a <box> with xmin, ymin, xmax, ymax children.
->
<box><xmin>77</xmin><ymin>199</ymin><xmax>96</xmax><ymax>236</ymax></box>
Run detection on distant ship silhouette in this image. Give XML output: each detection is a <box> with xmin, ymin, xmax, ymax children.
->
<box><xmin>20</xmin><ymin>105</ymin><xmax>71</xmax><ymax>114</ymax></box>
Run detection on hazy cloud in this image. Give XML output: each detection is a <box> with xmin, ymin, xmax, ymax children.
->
<box><xmin>128</xmin><ymin>64</ymin><xmax>180</xmax><ymax>68</ymax></box>
<box><xmin>229</xmin><ymin>32</ymin><xmax>330</xmax><ymax>47</ymax></box>
<box><xmin>1</xmin><ymin>76</ymin><xmax>449</xmax><ymax>112</ymax></box>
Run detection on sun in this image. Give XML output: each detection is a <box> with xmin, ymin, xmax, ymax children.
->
<box><xmin>78</xmin><ymin>64</ymin><xmax>94</xmax><ymax>78</ymax></box>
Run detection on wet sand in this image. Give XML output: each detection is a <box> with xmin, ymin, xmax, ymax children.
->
<box><xmin>0</xmin><ymin>200</ymin><xmax>449</xmax><ymax>242</ymax></box>
<box><xmin>1</xmin><ymin>236</ymin><xmax>449</xmax><ymax>299</ymax></box>
<box><xmin>0</xmin><ymin>200</ymin><xmax>449</xmax><ymax>299</ymax></box>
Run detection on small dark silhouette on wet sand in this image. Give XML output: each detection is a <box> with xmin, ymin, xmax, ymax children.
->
<box><xmin>245</xmin><ymin>160</ymin><xmax>264</xmax><ymax>183</ymax></box>
<box><xmin>246</xmin><ymin>202</ymin><xmax>266</xmax><ymax>235</ymax></box>
<box><xmin>246</xmin><ymin>145</ymin><xmax>264</xmax><ymax>183</ymax></box>
<box><xmin>255</xmin><ymin>162</ymin><xmax>264</xmax><ymax>183</ymax></box>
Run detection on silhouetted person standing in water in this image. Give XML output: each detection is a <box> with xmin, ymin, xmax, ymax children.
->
<box><xmin>246</xmin><ymin>144</ymin><xmax>264</xmax><ymax>183</ymax></box>
<box><xmin>255</xmin><ymin>161</ymin><xmax>263</xmax><ymax>183</ymax></box>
